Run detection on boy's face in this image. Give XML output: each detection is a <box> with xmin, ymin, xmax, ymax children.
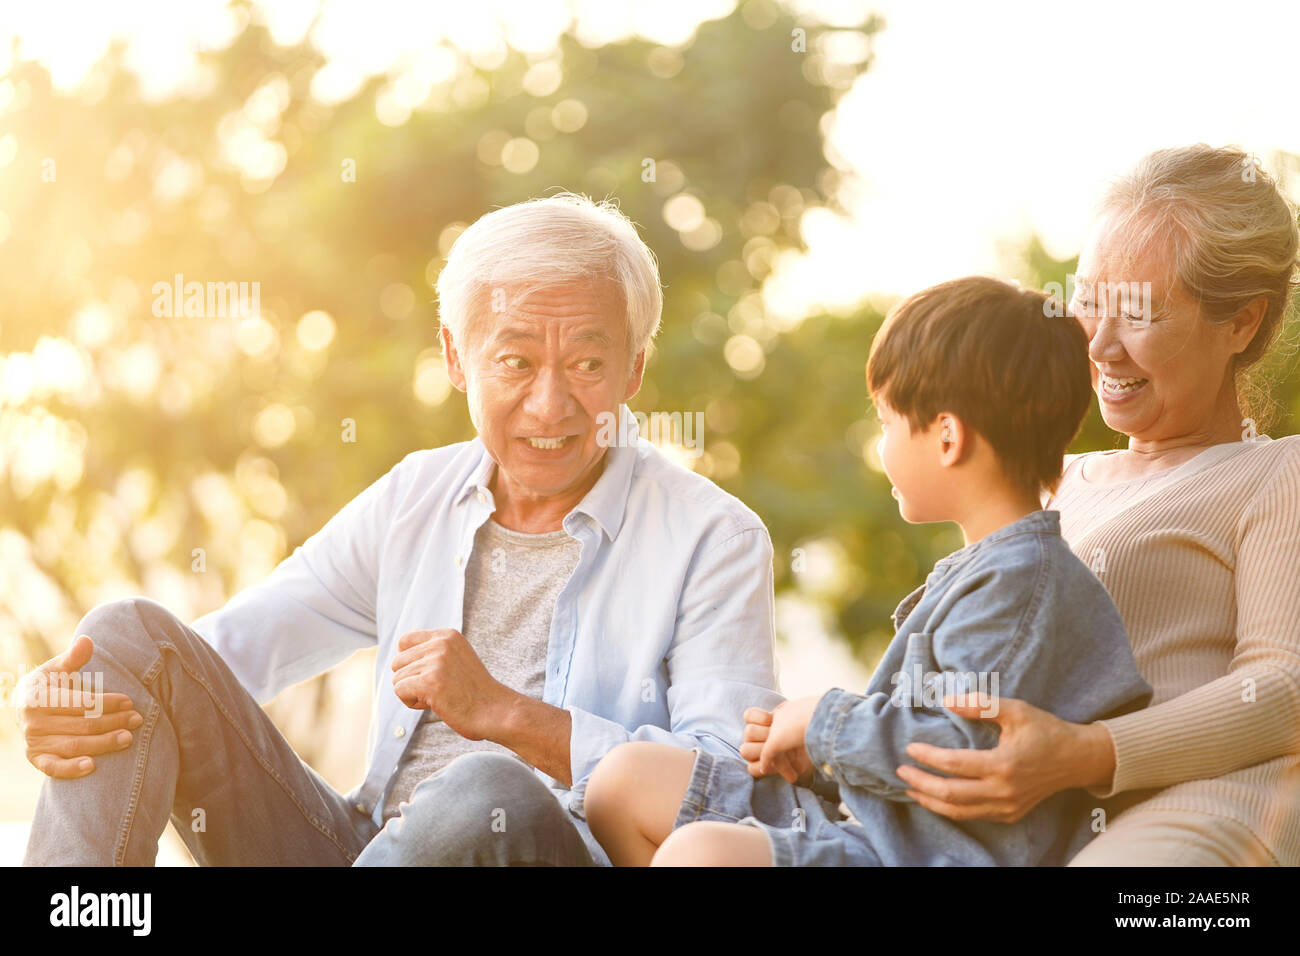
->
<box><xmin>874</xmin><ymin>396</ymin><xmax>949</xmax><ymax>524</ymax></box>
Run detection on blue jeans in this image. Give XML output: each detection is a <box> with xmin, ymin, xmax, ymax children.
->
<box><xmin>22</xmin><ymin>597</ymin><xmax>592</xmax><ymax>866</ymax></box>
<box><xmin>675</xmin><ymin>749</ymin><xmax>883</xmax><ymax>866</ymax></box>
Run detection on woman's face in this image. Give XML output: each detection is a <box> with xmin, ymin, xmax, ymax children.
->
<box><xmin>1070</xmin><ymin>211</ymin><xmax>1245</xmax><ymax>443</ymax></box>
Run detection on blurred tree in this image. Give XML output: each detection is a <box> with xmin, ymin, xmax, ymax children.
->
<box><xmin>0</xmin><ymin>1</ymin><xmax>891</xmax><ymax>769</ymax></box>
<box><xmin>2</xmin><ymin>0</ymin><xmax>1297</xmax><ymax>786</ymax></box>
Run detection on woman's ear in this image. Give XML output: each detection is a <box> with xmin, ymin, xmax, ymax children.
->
<box><xmin>440</xmin><ymin>326</ymin><xmax>469</xmax><ymax>392</ymax></box>
<box><xmin>1227</xmin><ymin>296</ymin><xmax>1269</xmax><ymax>356</ymax></box>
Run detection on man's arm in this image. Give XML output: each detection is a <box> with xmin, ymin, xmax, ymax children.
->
<box><xmin>191</xmin><ymin>453</ymin><xmax>411</xmax><ymax>702</ymax></box>
<box><xmin>565</xmin><ymin>525</ymin><xmax>784</xmax><ymax>813</ymax></box>
<box><xmin>17</xmin><ymin>454</ymin><xmax>412</xmax><ymax>778</ymax></box>
<box><xmin>493</xmin><ymin>695</ymin><xmax>573</xmax><ymax>785</ymax></box>
<box><xmin>390</xmin><ymin>626</ymin><xmax>576</xmax><ymax>784</ymax></box>
<box><xmin>391</xmin><ymin>523</ymin><xmax>783</xmax><ymax>797</ymax></box>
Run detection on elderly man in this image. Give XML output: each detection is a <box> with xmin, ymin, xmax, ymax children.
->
<box><xmin>19</xmin><ymin>194</ymin><xmax>783</xmax><ymax>866</ymax></box>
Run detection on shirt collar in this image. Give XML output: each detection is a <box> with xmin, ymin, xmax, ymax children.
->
<box><xmin>455</xmin><ymin>404</ymin><xmax>640</xmax><ymax>542</ymax></box>
<box><xmin>932</xmin><ymin>508</ymin><xmax>1060</xmax><ymax>571</ymax></box>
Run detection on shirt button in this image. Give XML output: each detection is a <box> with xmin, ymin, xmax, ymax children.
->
<box><xmin>393</xmin><ymin>726</ymin><xmax>405</xmax><ymax>738</ymax></box>
<box><xmin>476</xmin><ymin>491</ymin><xmax>487</xmax><ymax>504</ymax></box>
<box><xmin>455</xmin><ymin>554</ymin><xmax>463</xmax><ymax>567</ymax></box>
<box><xmin>821</xmin><ymin>763</ymin><xmax>834</xmax><ymax>776</ymax></box>
<box><xmin>355</xmin><ymin>803</ymin><xmax>368</xmax><ymax>815</ymax></box>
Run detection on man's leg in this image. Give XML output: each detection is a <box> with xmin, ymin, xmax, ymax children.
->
<box><xmin>353</xmin><ymin>751</ymin><xmax>593</xmax><ymax>866</ymax></box>
<box><xmin>23</xmin><ymin>596</ymin><xmax>376</xmax><ymax>866</ymax></box>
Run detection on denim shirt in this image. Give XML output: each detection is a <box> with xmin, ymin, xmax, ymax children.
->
<box><xmin>804</xmin><ymin>509</ymin><xmax>1153</xmax><ymax>866</ymax></box>
<box><xmin>190</xmin><ymin>405</ymin><xmax>784</xmax><ymax>851</ymax></box>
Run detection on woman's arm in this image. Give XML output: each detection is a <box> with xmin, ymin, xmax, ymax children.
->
<box><xmin>1089</xmin><ymin>440</ymin><xmax>1300</xmax><ymax>795</ymax></box>
<box><xmin>893</xmin><ymin>697</ymin><xmax>1115</xmax><ymax>823</ymax></box>
<box><xmin>899</xmin><ymin>441</ymin><xmax>1300</xmax><ymax>820</ymax></box>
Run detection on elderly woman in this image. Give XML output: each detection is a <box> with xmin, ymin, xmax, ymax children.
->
<box><xmin>899</xmin><ymin>144</ymin><xmax>1300</xmax><ymax>866</ymax></box>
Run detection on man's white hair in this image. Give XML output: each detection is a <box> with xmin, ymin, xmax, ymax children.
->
<box><xmin>436</xmin><ymin>193</ymin><xmax>663</xmax><ymax>361</ymax></box>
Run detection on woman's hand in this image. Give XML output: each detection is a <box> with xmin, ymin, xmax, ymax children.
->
<box><xmin>895</xmin><ymin>695</ymin><xmax>1116</xmax><ymax>823</ymax></box>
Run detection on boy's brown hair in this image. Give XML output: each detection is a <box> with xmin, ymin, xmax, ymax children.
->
<box><xmin>866</xmin><ymin>276</ymin><xmax>1092</xmax><ymax>497</ymax></box>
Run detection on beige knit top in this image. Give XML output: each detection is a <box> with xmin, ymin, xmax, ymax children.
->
<box><xmin>1044</xmin><ymin>434</ymin><xmax>1300</xmax><ymax>864</ymax></box>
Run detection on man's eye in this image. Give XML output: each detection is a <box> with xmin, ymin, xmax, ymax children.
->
<box><xmin>502</xmin><ymin>356</ymin><xmax>529</xmax><ymax>370</ymax></box>
<box><xmin>576</xmin><ymin>359</ymin><xmax>602</xmax><ymax>372</ymax></box>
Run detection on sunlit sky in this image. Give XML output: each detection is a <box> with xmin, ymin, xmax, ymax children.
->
<box><xmin>785</xmin><ymin>0</ymin><xmax>1300</xmax><ymax>310</ymax></box>
<box><xmin>4</xmin><ymin>0</ymin><xmax>1300</xmax><ymax>310</ymax></box>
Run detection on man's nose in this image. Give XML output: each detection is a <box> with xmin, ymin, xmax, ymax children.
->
<box><xmin>524</xmin><ymin>365</ymin><xmax>575</xmax><ymax>423</ymax></box>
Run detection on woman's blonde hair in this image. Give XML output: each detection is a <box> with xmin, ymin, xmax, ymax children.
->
<box><xmin>1100</xmin><ymin>144</ymin><xmax>1300</xmax><ymax>426</ymax></box>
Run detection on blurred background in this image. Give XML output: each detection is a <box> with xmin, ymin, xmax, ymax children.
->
<box><xmin>2</xmin><ymin>0</ymin><xmax>1298</xmax><ymax>864</ymax></box>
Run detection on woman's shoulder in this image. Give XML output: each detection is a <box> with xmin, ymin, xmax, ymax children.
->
<box><xmin>1232</xmin><ymin>432</ymin><xmax>1300</xmax><ymax>492</ymax></box>
<box><xmin>1250</xmin><ymin>432</ymin><xmax>1300</xmax><ymax>456</ymax></box>
<box><xmin>1059</xmin><ymin>449</ymin><xmax>1103</xmax><ymax>479</ymax></box>
<box><xmin>1221</xmin><ymin>432</ymin><xmax>1300</xmax><ymax>470</ymax></box>
<box><xmin>1050</xmin><ymin>448</ymin><xmax>1115</xmax><ymax>497</ymax></box>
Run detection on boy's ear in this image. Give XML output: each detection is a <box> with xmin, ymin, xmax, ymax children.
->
<box><xmin>935</xmin><ymin>411</ymin><xmax>969</xmax><ymax>466</ymax></box>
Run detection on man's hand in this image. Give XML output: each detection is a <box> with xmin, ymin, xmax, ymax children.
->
<box><xmin>391</xmin><ymin>628</ymin><xmax>516</xmax><ymax>742</ymax></box>
<box><xmin>739</xmin><ymin>694</ymin><xmax>822</xmax><ymax>783</ymax></box>
<box><xmin>16</xmin><ymin>635</ymin><xmax>142</xmax><ymax>778</ymax></box>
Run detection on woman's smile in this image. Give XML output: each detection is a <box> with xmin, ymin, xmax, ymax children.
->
<box><xmin>1098</xmin><ymin>371</ymin><xmax>1150</xmax><ymax>404</ymax></box>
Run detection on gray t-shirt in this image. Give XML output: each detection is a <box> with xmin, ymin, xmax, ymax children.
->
<box><xmin>381</xmin><ymin>517</ymin><xmax>581</xmax><ymax>820</ymax></box>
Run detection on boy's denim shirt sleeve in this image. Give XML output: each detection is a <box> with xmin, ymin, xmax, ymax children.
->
<box><xmin>804</xmin><ymin>509</ymin><xmax>1153</xmax><ymax>866</ymax></box>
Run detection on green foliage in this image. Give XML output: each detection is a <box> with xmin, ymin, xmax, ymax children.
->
<box><xmin>2</xmin><ymin>3</ymin><xmax>1297</xmax><ymax>680</ymax></box>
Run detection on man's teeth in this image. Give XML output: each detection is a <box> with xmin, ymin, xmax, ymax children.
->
<box><xmin>525</xmin><ymin>436</ymin><xmax>570</xmax><ymax>449</ymax></box>
<box><xmin>1101</xmin><ymin>374</ymin><xmax>1148</xmax><ymax>392</ymax></box>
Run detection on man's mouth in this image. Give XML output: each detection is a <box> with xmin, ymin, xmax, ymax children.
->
<box><xmin>522</xmin><ymin>435</ymin><xmax>575</xmax><ymax>450</ymax></box>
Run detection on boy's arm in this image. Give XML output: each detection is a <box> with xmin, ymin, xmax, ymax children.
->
<box><xmin>805</xmin><ymin>564</ymin><xmax>1032</xmax><ymax>802</ymax></box>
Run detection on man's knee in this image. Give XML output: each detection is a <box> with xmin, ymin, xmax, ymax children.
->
<box><xmin>404</xmin><ymin>752</ymin><xmax>562</xmax><ymax>832</ymax></box>
<box><xmin>77</xmin><ymin>596</ymin><xmax>181</xmax><ymax>656</ymax></box>
<box><xmin>372</xmin><ymin>751</ymin><xmax>574</xmax><ymax>865</ymax></box>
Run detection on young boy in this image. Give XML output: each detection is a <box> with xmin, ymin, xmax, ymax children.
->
<box><xmin>583</xmin><ymin>275</ymin><xmax>1153</xmax><ymax>867</ymax></box>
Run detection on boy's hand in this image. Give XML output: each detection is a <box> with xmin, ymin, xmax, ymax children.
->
<box><xmin>740</xmin><ymin>695</ymin><xmax>822</xmax><ymax>783</ymax></box>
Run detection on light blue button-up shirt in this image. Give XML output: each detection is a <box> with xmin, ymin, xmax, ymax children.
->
<box><xmin>190</xmin><ymin>404</ymin><xmax>783</xmax><ymax>853</ymax></box>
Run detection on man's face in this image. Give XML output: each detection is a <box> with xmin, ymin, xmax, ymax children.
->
<box><xmin>442</xmin><ymin>280</ymin><xmax>645</xmax><ymax>503</ymax></box>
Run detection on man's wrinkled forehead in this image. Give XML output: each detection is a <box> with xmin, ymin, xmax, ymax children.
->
<box><xmin>489</xmin><ymin>324</ymin><xmax>615</xmax><ymax>349</ymax></box>
<box><xmin>467</xmin><ymin>278</ymin><xmax>627</xmax><ymax>345</ymax></box>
